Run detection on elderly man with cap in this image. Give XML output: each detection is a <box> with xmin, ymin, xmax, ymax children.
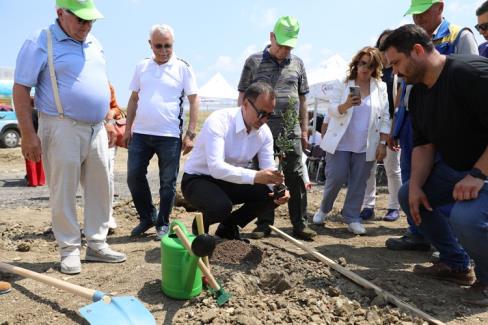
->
<box><xmin>237</xmin><ymin>16</ymin><xmax>316</xmax><ymax>240</ymax></box>
<box><xmin>13</xmin><ymin>0</ymin><xmax>126</xmax><ymax>275</ymax></box>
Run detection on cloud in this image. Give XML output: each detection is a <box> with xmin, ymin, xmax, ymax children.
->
<box><xmin>446</xmin><ymin>0</ymin><xmax>482</xmax><ymax>13</ymax></box>
<box><xmin>248</xmin><ymin>7</ymin><xmax>277</xmax><ymax>29</ymax></box>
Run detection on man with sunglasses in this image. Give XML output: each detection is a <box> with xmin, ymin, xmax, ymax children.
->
<box><xmin>238</xmin><ymin>16</ymin><xmax>316</xmax><ymax>240</ymax></box>
<box><xmin>476</xmin><ymin>1</ymin><xmax>488</xmax><ymax>58</ymax></box>
<box><xmin>13</xmin><ymin>0</ymin><xmax>126</xmax><ymax>275</ymax></box>
<box><xmin>123</xmin><ymin>24</ymin><xmax>200</xmax><ymax>240</ymax></box>
<box><xmin>182</xmin><ymin>82</ymin><xmax>290</xmax><ymax>240</ymax></box>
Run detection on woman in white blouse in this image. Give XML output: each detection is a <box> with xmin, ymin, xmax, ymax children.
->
<box><xmin>313</xmin><ymin>46</ymin><xmax>391</xmax><ymax>235</ymax></box>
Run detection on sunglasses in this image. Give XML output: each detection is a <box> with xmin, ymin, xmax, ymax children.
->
<box><xmin>64</xmin><ymin>9</ymin><xmax>95</xmax><ymax>25</ymax></box>
<box><xmin>475</xmin><ymin>23</ymin><xmax>488</xmax><ymax>32</ymax></box>
<box><xmin>152</xmin><ymin>43</ymin><xmax>173</xmax><ymax>50</ymax></box>
<box><xmin>248</xmin><ymin>99</ymin><xmax>273</xmax><ymax>119</ymax></box>
<box><xmin>357</xmin><ymin>60</ymin><xmax>375</xmax><ymax>70</ymax></box>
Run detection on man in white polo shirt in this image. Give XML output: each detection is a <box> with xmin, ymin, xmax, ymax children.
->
<box><xmin>123</xmin><ymin>24</ymin><xmax>200</xmax><ymax>239</ymax></box>
<box><xmin>182</xmin><ymin>82</ymin><xmax>290</xmax><ymax>240</ymax></box>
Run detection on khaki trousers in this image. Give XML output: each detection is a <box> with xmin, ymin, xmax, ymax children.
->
<box><xmin>39</xmin><ymin>113</ymin><xmax>111</xmax><ymax>257</ymax></box>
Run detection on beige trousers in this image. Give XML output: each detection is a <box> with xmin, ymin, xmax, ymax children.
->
<box><xmin>39</xmin><ymin>113</ymin><xmax>111</xmax><ymax>257</ymax></box>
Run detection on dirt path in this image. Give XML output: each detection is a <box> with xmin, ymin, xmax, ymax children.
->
<box><xmin>0</xmin><ymin>148</ymin><xmax>486</xmax><ymax>324</ymax></box>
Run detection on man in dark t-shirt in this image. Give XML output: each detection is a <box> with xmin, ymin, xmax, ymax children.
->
<box><xmin>382</xmin><ymin>24</ymin><xmax>488</xmax><ymax>306</ymax></box>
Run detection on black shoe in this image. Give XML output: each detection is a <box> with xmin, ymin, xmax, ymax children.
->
<box><xmin>130</xmin><ymin>219</ymin><xmax>154</xmax><ymax>237</ymax></box>
<box><xmin>292</xmin><ymin>226</ymin><xmax>317</xmax><ymax>240</ymax></box>
<box><xmin>385</xmin><ymin>231</ymin><xmax>431</xmax><ymax>251</ymax></box>
<box><xmin>215</xmin><ymin>224</ymin><xmax>249</xmax><ymax>242</ymax></box>
<box><xmin>249</xmin><ymin>225</ymin><xmax>271</xmax><ymax>239</ymax></box>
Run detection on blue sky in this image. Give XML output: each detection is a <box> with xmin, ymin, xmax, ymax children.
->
<box><xmin>0</xmin><ymin>0</ymin><xmax>485</xmax><ymax>105</ymax></box>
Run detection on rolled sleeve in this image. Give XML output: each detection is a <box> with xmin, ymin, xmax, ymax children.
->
<box><xmin>328</xmin><ymin>83</ymin><xmax>347</xmax><ymax>118</ymax></box>
<box><xmin>379</xmin><ymin>82</ymin><xmax>392</xmax><ymax>133</ymax></box>
<box><xmin>183</xmin><ymin>64</ymin><xmax>198</xmax><ymax>96</ymax></box>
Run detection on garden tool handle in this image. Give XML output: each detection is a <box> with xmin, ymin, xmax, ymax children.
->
<box><xmin>0</xmin><ymin>261</ymin><xmax>110</xmax><ymax>303</ymax></box>
<box><xmin>195</xmin><ymin>214</ymin><xmax>210</xmax><ymax>268</ymax></box>
<box><xmin>173</xmin><ymin>226</ymin><xmax>220</xmax><ymax>290</ymax></box>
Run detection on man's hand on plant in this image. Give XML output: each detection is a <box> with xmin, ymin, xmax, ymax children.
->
<box><xmin>254</xmin><ymin>169</ymin><xmax>284</xmax><ymax>185</ymax></box>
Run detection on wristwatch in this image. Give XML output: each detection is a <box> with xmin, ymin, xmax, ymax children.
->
<box><xmin>379</xmin><ymin>140</ymin><xmax>387</xmax><ymax>145</ymax></box>
<box><xmin>469</xmin><ymin>167</ymin><xmax>487</xmax><ymax>181</ymax></box>
<box><xmin>103</xmin><ymin>119</ymin><xmax>116</xmax><ymax>126</ymax></box>
<box><xmin>185</xmin><ymin>130</ymin><xmax>196</xmax><ymax>140</ymax></box>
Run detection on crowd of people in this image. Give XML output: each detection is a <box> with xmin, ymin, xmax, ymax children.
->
<box><xmin>1</xmin><ymin>0</ymin><xmax>487</xmax><ymax>309</ymax></box>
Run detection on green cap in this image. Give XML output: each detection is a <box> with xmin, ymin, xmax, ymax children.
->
<box><xmin>273</xmin><ymin>16</ymin><xmax>300</xmax><ymax>48</ymax></box>
<box><xmin>404</xmin><ymin>0</ymin><xmax>441</xmax><ymax>16</ymax></box>
<box><xmin>56</xmin><ymin>0</ymin><xmax>104</xmax><ymax>20</ymax></box>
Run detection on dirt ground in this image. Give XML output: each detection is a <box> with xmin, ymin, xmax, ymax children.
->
<box><xmin>0</xmin><ymin>147</ymin><xmax>487</xmax><ymax>324</ymax></box>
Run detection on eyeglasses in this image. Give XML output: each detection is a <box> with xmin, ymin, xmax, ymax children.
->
<box><xmin>153</xmin><ymin>43</ymin><xmax>173</xmax><ymax>50</ymax></box>
<box><xmin>247</xmin><ymin>99</ymin><xmax>273</xmax><ymax>119</ymax></box>
<box><xmin>357</xmin><ymin>60</ymin><xmax>375</xmax><ymax>70</ymax></box>
<box><xmin>64</xmin><ymin>9</ymin><xmax>95</xmax><ymax>25</ymax></box>
<box><xmin>475</xmin><ymin>23</ymin><xmax>488</xmax><ymax>32</ymax></box>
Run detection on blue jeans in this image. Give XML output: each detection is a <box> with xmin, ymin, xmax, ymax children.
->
<box><xmin>127</xmin><ymin>133</ymin><xmax>181</xmax><ymax>228</ymax></box>
<box><xmin>398</xmin><ymin>161</ymin><xmax>488</xmax><ymax>280</ymax></box>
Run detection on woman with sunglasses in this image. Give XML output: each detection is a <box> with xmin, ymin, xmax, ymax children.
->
<box><xmin>313</xmin><ymin>46</ymin><xmax>390</xmax><ymax>235</ymax></box>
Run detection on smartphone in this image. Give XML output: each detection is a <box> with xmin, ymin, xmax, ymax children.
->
<box><xmin>349</xmin><ymin>86</ymin><xmax>361</xmax><ymax>97</ymax></box>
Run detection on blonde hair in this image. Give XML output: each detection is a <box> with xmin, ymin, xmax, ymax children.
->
<box><xmin>346</xmin><ymin>46</ymin><xmax>383</xmax><ymax>81</ymax></box>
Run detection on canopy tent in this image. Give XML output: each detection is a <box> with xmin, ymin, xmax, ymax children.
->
<box><xmin>199</xmin><ymin>73</ymin><xmax>238</xmax><ymax>109</ymax></box>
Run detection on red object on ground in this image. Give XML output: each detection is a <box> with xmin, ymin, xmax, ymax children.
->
<box><xmin>25</xmin><ymin>159</ymin><xmax>45</xmax><ymax>187</ymax></box>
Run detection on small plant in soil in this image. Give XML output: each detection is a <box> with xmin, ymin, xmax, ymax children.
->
<box><xmin>274</xmin><ymin>96</ymin><xmax>299</xmax><ymax>198</ymax></box>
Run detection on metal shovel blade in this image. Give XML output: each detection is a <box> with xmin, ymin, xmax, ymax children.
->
<box><xmin>79</xmin><ymin>296</ymin><xmax>156</xmax><ymax>325</ymax></box>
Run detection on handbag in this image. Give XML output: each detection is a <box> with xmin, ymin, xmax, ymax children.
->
<box><xmin>114</xmin><ymin>111</ymin><xmax>127</xmax><ymax>148</ymax></box>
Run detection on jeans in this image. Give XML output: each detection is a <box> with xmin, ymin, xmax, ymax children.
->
<box><xmin>127</xmin><ymin>133</ymin><xmax>181</xmax><ymax>228</ymax></box>
<box><xmin>319</xmin><ymin>151</ymin><xmax>374</xmax><ymax>224</ymax></box>
<box><xmin>398</xmin><ymin>161</ymin><xmax>488</xmax><ymax>279</ymax></box>
<box><xmin>181</xmin><ymin>173</ymin><xmax>276</xmax><ymax>231</ymax></box>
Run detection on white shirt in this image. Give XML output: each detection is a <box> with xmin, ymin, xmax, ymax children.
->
<box><xmin>129</xmin><ymin>55</ymin><xmax>198</xmax><ymax>137</ymax></box>
<box><xmin>184</xmin><ymin>107</ymin><xmax>275</xmax><ymax>184</ymax></box>
<box><xmin>336</xmin><ymin>95</ymin><xmax>371</xmax><ymax>153</ymax></box>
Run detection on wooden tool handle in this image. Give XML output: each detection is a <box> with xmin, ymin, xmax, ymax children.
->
<box><xmin>269</xmin><ymin>226</ymin><xmax>446</xmax><ymax>325</ymax></box>
<box><xmin>0</xmin><ymin>261</ymin><xmax>106</xmax><ymax>302</ymax></box>
<box><xmin>195</xmin><ymin>214</ymin><xmax>210</xmax><ymax>268</ymax></box>
<box><xmin>173</xmin><ymin>225</ymin><xmax>220</xmax><ymax>290</ymax></box>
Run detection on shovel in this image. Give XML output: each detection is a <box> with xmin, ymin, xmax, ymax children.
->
<box><xmin>172</xmin><ymin>225</ymin><xmax>231</xmax><ymax>306</ymax></box>
<box><xmin>0</xmin><ymin>261</ymin><xmax>156</xmax><ymax>325</ymax></box>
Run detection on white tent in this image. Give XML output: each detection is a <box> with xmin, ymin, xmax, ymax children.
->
<box><xmin>199</xmin><ymin>73</ymin><xmax>238</xmax><ymax>100</ymax></box>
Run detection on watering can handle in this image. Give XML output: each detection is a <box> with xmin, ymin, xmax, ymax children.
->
<box><xmin>172</xmin><ymin>225</ymin><xmax>220</xmax><ymax>290</ymax></box>
<box><xmin>0</xmin><ymin>261</ymin><xmax>109</xmax><ymax>303</ymax></box>
<box><xmin>195</xmin><ymin>215</ymin><xmax>210</xmax><ymax>269</ymax></box>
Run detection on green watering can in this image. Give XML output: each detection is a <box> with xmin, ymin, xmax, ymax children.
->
<box><xmin>161</xmin><ymin>220</ymin><xmax>202</xmax><ymax>299</ymax></box>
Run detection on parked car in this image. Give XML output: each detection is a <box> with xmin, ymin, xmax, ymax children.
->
<box><xmin>0</xmin><ymin>108</ymin><xmax>20</xmax><ymax>148</ymax></box>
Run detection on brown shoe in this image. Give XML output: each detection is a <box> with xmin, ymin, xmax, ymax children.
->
<box><xmin>292</xmin><ymin>226</ymin><xmax>317</xmax><ymax>240</ymax></box>
<box><xmin>413</xmin><ymin>262</ymin><xmax>476</xmax><ymax>286</ymax></box>
<box><xmin>462</xmin><ymin>281</ymin><xmax>488</xmax><ymax>307</ymax></box>
<box><xmin>0</xmin><ymin>281</ymin><xmax>11</xmax><ymax>295</ymax></box>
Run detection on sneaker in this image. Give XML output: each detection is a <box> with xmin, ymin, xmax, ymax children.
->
<box><xmin>462</xmin><ymin>281</ymin><xmax>488</xmax><ymax>307</ymax></box>
<box><xmin>130</xmin><ymin>219</ymin><xmax>154</xmax><ymax>237</ymax></box>
<box><xmin>0</xmin><ymin>281</ymin><xmax>12</xmax><ymax>295</ymax></box>
<box><xmin>60</xmin><ymin>255</ymin><xmax>81</xmax><ymax>275</ymax></box>
<box><xmin>413</xmin><ymin>262</ymin><xmax>476</xmax><ymax>286</ymax></box>
<box><xmin>85</xmin><ymin>246</ymin><xmax>127</xmax><ymax>263</ymax></box>
<box><xmin>312</xmin><ymin>210</ymin><xmax>327</xmax><ymax>225</ymax></box>
<box><xmin>385</xmin><ymin>231</ymin><xmax>431</xmax><ymax>251</ymax></box>
<box><xmin>347</xmin><ymin>222</ymin><xmax>366</xmax><ymax>235</ymax></box>
<box><xmin>359</xmin><ymin>208</ymin><xmax>375</xmax><ymax>220</ymax></box>
<box><xmin>249</xmin><ymin>225</ymin><xmax>271</xmax><ymax>239</ymax></box>
<box><xmin>155</xmin><ymin>225</ymin><xmax>170</xmax><ymax>240</ymax></box>
<box><xmin>292</xmin><ymin>226</ymin><xmax>317</xmax><ymax>240</ymax></box>
<box><xmin>383</xmin><ymin>209</ymin><xmax>400</xmax><ymax>222</ymax></box>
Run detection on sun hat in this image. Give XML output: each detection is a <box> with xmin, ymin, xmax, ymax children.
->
<box><xmin>273</xmin><ymin>16</ymin><xmax>300</xmax><ymax>48</ymax></box>
<box><xmin>56</xmin><ymin>0</ymin><xmax>104</xmax><ymax>20</ymax></box>
<box><xmin>404</xmin><ymin>0</ymin><xmax>442</xmax><ymax>16</ymax></box>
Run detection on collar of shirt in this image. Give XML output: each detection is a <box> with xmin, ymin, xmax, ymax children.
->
<box><xmin>235</xmin><ymin>107</ymin><xmax>258</xmax><ymax>137</ymax></box>
<box><xmin>432</xmin><ymin>18</ymin><xmax>450</xmax><ymax>41</ymax></box>
<box><xmin>52</xmin><ymin>19</ymin><xmax>93</xmax><ymax>45</ymax></box>
<box><xmin>262</xmin><ymin>45</ymin><xmax>291</xmax><ymax>67</ymax></box>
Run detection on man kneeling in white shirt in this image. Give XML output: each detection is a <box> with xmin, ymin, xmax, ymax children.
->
<box><xmin>182</xmin><ymin>82</ymin><xmax>290</xmax><ymax>240</ymax></box>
